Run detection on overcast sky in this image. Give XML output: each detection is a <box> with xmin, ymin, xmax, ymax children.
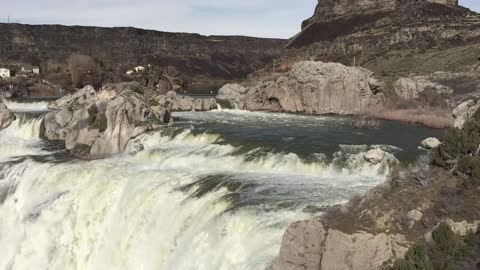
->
<box><xmin>1</xmin><ymin>0</ymin><xmax>479</xmax><ymax>38</ymax></box>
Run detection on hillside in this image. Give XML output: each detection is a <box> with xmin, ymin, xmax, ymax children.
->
<box><xmin>285</xmin><ymin>0</ymin><xmax>480</xmax><ymax>79</ymax></box>
<box><xmin>0</xmin><ymin>23</ymin><xmax>285</xmax><ymax>89</ymax></box>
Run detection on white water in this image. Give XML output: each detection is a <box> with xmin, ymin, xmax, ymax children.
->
<box><xmin>3</xmin><ymin>100</ymin><xmax>51</xmax><ymax>112</ymax></box>
<box><xmin>0</xmin><ymin>115</ymin><xmax>47</xmax><ymax>162</ymax></box>
<box><xmin>0</xmin><ymin>114</ymin><xmax>394</xmax><ymax>270</ymax></box>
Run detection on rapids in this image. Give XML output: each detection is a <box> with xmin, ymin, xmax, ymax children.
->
<box><xmin>0</xmin><ymin>104</ymin><xmax>444</xmax><ymax>270</ymax></box>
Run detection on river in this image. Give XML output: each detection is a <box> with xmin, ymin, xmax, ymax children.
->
<box><xmin>0</xmin><ymin>100</ymin><xmax>443</xmax><ymax>270</ymax></box>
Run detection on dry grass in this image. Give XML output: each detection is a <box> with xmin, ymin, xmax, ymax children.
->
<box><xmin>367</xmin><ymin>107</ymin><xmax>454</xmax><ymax>129</ymax></box>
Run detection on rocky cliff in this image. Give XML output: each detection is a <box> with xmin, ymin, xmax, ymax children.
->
<box><xmin>0</xmin><ymin>23</ymin><xmax>285</xmax><ymax>83</ymax></box>
<box><xmin>218</xmin><ymin>61</ymin><xmax>384</xmax><ymax>115</ymax></box>
<box><xmin>287</xmin><ymin>0</ymin><xmax>480</xmax><ymax>78</ymax></box>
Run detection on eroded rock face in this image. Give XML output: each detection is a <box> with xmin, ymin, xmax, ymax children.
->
<box><xmin>302</xmin><ymin>0</ymin><xmax>398</xmax><ymax>28</ymax></box>
<box><xmin>289</xmin><ymin>0</ymin><xmax>478</xmax><ymax>82</ymax></box>
<box><xmin>394</xmin><ymin>77</ymin><xmax>453</xmax><ymax>100</ymax></box>
<box><xmin>269</xmin><ymin>219</ymin><xmax>408</xmax><ymax>270</ymax></box>
<box><xmin>218</xmin><ymin>61</ymin><xmax>384</xmax><ymax>115</ymax></box>
<box><xmin>453</xmin><ymin>99</ymin><xmax>480</xmax><ymax>128</ymax></box>
<box><xmin>42</xmin><ymin>85</ymin><xmax>172</xmax><ymax>159</ymax></box>
<box><xmin>0</xmin><ymin>103</ymin><xmax>16</xmax><ymax>129</ymax></box>
<box><xmin>167</xmin><ymin>91</ymin><xmax>217</xmax><ymax>112</ymax></box>
<box><xmin>217</xmin><ymin>84</ymin><xmax>248</xmax><ymax>109</ymax></box>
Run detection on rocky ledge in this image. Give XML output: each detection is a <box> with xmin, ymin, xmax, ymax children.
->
<box><xmin>217</xmin><ymin>61</ymin><xmax>384</xmax><ymax>115</ymax></box>
<box><xmin>41</xmin><ymin>84</ymin><xmax>172</xmax><ymax>159</ymax></box>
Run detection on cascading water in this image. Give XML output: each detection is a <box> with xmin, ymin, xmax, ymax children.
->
<box><xmin>0</xmin><ymin>107</ymin><xmax>444</xmax><ymax>270</ymax></box>
<box><xmin>3</xmin><ymin>99</ymin><xmax>51</xmax><ymax>112</ymax></box>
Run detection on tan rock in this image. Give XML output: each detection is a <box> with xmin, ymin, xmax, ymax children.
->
<box><xmin>0</xmin><ymin>103</ymin><xmax>16</xmax><ymax>129</ymax></box>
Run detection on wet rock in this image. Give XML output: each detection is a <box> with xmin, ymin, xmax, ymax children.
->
<box><xmin>0</xmin><ymin>103</ymin><xmax>15</xmax><ymax>129</ymax></box>
<box><xmin>219</xmin><ymin>61</ymin><xmax>384</xmax><ymax>115</ymax></box>
<box><xmin>42</xmin><ymin>85</ymin><xmax>172</xmax><ymax>159</ymax></box>
<box><xmin>420</xmin><ymin>137</ymin><xmax>441</xmax><ymax>149</ymax></box>
<box><xmin>364</xmin><ymin>148</ymin><xmax>386</xmax><ymax>164</ymax></box>
<box><xmin>453</xmin><ymin>99</ymin><xmax>480</xmax><ymax>128</ymax></box>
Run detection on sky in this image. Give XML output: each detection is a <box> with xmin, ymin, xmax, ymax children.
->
<box><xmin>1</xmin><ymin>0</ymin><xmax>479</xmax><ymax>38</ymax></box>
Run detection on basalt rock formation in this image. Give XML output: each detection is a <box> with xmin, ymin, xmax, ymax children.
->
<box><xmin>42</xmin><ymin>84</ymin><xmax>172</xmax><ymax>159</ymax></box>
<box><xmin>0</xmin><ymin>23</ymin><xmax>285</xmax><ymax>86</ymax></box>
<box><xmin>217</xmin><ymin>61</ymin><xmax>384</xmax><ymax>115</ymax></box>
<box><xmin>286</xmin><ymin>0</ymin><xmax>480</xmax><ymax>79</ymax></box>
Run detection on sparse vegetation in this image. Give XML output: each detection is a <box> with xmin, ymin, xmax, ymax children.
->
<box><xmin>391</xmin><ymin>223</ymin><xmax>480</xmax><ymax>270</ymax></box>
<box><xmin>67</xmin><ymin>53</ymin><xmax>101</xmax><ymax>88</ymax></box>
<box><xmin>368</xmin><ymin>108</ymin><xmax>453</xmax><ymax>129</ymax></box>
<box><xmin>435</xmin><ymin>108</ymin><xmax>480</xmax><ymax>179</ymax></box>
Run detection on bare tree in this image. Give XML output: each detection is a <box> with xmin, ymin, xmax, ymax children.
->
<box><xmin>67</xmin><ymin>53</ymin><xmax>98</xmax><ymax>88</ymax></box>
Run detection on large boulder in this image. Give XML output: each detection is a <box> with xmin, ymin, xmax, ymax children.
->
<box><xmin>364</xmin><ymin>148</ymin><xmax>386</xmax><ymax>164</ymax></box>
<box><xmin>420</xmin><ymin>137</ymin><xmax>442</xmax><ymax>149</ymax></box>
<box><xmin>453</xmin><ymin>99</ymin><xmax>480</xmax><ymax>128</ymax></box>
<box><xmin>42</xmin><ymin>85</ymin><xmax>172</xmax><ymax>159</ymax></box>
<box><xmin>218</xmin><ymin>61</ymin><xmax>385</xmax><ymax>115</ymax></box>
<box><xmin>269</xmin><ymin>219</ymin><xmax>408</xmax><ymax>270</ymax></box>
<box><xmin>0</xmin><ymin>103</ymin><xmax>16</xmax><ymax>129</ymax></box>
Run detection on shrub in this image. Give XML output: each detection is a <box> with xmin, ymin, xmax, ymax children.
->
<box><xmin>391</xmin><ymin>223</ymin><xmax>479</xmax><ymax>270</ymax></box>
<box><xmin>434</xmin><ymin>108</ymin><xmax>480</xmax><ymax>179</ymax></box>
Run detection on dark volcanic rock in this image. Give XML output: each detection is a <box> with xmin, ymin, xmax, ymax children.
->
<box><xmin>287</xmin><ymin>0</ymin><xmax>480</xmax><ymax>78</ymax></box>
<box><xmin>0</xmin><ymin>24</ymin><xmax>285</xmax><ymax>82</ymax></box>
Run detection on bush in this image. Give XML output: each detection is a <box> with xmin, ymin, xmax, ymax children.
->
<box><xmin>391</xmin><ymin>223</ymin><xmax>479</xmax><ymax>270</ymax></box>
<box><xmin>435</xmin><ymin>108</ymin><xmax>480</xmax><ymax>179</ymax></box>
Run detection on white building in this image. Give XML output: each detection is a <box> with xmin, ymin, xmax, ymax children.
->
<box><xmin>134</xmin><ymin>66</ymin><xmax>145</xmax><ymax>72</ymax></box>
<box><xmin>126</xmin><ymin>70</ymin><xmax>134</xmax><ymax>75</ymax></box>
<box><xmin>0</xmin><ymin>68</ymin><xmax>11</xmax><ymax>79</ymax></box>
<box><xmin>22</xmin><ymin>65</ymin><xmax>40</xmax><ymax>75</ymax></box>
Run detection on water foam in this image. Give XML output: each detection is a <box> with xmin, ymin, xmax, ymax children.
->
<box><xmin>0</xmin><ymin>114</ymin><xmax>46</xmax><ymax>161</ymax></box>
<box><xmin>0</xmin><ymin>119</ymin><xmax>393</xmax><ymax>270</ymax></box>
<box><xmin>3</xmin><ymin>99</ymin><xmax>51</xmax><ymax>112</ymax></box>
<box><xmin>130</xmin><ymin>130</ymin><xmax>395</xmax><ymax>178</ymax></box>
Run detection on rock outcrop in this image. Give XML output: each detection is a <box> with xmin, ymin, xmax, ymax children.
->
<box><xmin>217</xmin><ymin>61</ymin><xmax>384</xmax><ymax>115</ymax></box>
<box><xmin>452</xmin><ymin>99</ymin><xmax>480</xmax><ymax>128</ymax></box>
<box><xmin>167</xmin><ymin>91</ymin><xmax>217</xmax><ymax>112</ymax></box>
<box><xmin>269</xmin><ymin>219</ymin><xmax>408</xmax><ymax>270</ymax></box>
<box><xmin>0</xmin><ymin>103</ymin><xmax>15</xmax><ymax>129</ymax></box>
<box><xmin>393</xmin><ymin>72</ymin><xmax>480</xmax><ymax>101</ymax></box>
<box><xmin>393</xmin><ymin>77</ymin><xmax>453</xmax><ymax>100</ymax></box>
<box><xmin>42</xmin><ymin>85</ymin><xmax>172</xmax><ymax>159</ymax></box>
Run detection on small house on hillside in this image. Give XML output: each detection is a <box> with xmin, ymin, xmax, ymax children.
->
<box><xmin>0</xmin><ymin>68</ymin><xmax>12</xmax><ymax>79</ymax></box>
<box><xmin>22</xmin><ymin>65</ymin><xmax>40</xmax><ymax>75</ymax></box>
<box><xmin>134</xmin><ymin>66</ymin><xmax>145</xmax><ymax>72</ymax></box>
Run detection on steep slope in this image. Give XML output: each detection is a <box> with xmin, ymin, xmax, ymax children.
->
<box><xmin>0</xmin><ymin>23</ymin><xmax>285</xmax><ymax>82</ymax></box>
<box><xmin>285</xmin><ymin>0</ymin><xmax>480</xmax><ymax>78</ymax></box>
